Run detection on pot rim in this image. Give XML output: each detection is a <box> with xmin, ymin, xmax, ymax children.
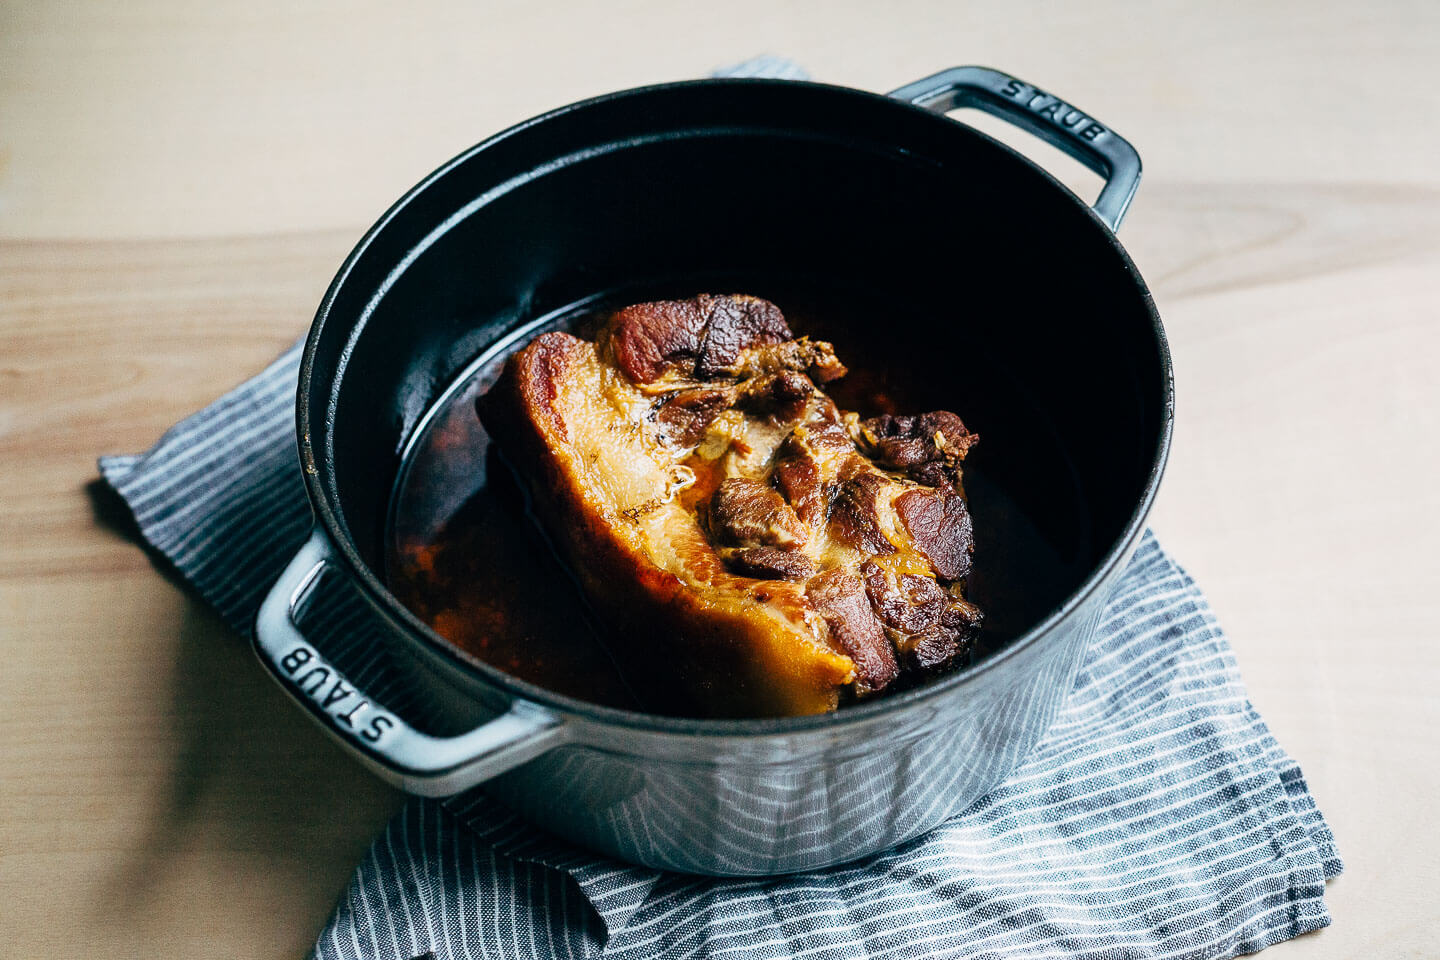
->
<box><xmin>297</xmin><ymin>75</ymin><xmax>1175</xmax><ymax>739</ymax></box>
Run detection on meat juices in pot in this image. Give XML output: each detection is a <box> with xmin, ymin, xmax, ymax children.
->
<box><xmin>475</xmin><ymin>295</ymin><xmax>982</xmax><ymax>717</ymax></box>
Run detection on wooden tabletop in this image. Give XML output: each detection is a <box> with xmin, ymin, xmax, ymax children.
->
<box><xmin>3</xmin><ymin>1</ymin><xmax>1437</xmax><ymax>956</ymax></box>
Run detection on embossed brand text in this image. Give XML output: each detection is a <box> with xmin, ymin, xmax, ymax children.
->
<box><xmin>999</xmin><ymin>78</ymin><xmax>1107</xmax><ymax>142</ymax></box>
<box><xmin>280</xmin><ymin>645</ymin><xmax>395</xmax><ymax>743</ymax></box>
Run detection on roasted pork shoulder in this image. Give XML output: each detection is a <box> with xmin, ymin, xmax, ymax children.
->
<box><xmin>478</xmin><ymin>294</ymin><xmax>981</xmax><ymax>717</ymax></box>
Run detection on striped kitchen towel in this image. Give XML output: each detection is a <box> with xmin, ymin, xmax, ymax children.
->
<box><xmin>97</xmin><ymin>57</ymin><xmax>1340</xmax><ymax>960</ymax></box>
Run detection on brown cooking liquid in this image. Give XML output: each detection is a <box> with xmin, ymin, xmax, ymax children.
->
<box><xmin>386</xmin><ymin>351</ymin><xmax>642</xmax><ymax>708</ymax></box>
<box><xmin>386</xmin><ymin>295</ymin><xmax>1087</xmax><ymax>710</ymax></box>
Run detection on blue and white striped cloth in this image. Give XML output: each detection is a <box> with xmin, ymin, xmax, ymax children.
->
<box><xmin>98</xmin><ymin>57</ymin><xmax>1340</xmax><ymax>960</ymax></box>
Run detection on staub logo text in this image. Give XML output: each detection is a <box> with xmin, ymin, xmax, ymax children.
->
<box><xmin>999</xmin><ymin>78</ymin><xmax>1107</xmax><ymax>142</ymax></box>
<box><xmin>280</xmin><ymin>645</ymin><xmax>396</xmax><ymax>743</ymax></box>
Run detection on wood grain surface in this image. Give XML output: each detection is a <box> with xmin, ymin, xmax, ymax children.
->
<box><xmin>3</xmin><ymin>1</ymin><xmax>1438</xmax><ymax>957</ymax></box>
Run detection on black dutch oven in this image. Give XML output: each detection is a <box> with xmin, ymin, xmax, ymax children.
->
<box><xmin>255</xmin><ymin>66</ymin><xmax>1172</xmax><ymax>875</ymax></box>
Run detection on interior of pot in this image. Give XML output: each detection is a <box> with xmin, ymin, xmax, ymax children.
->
<box><xmin>303</xmin><ymin>79</ymin><xmax>1169</xmax><ymax>702</ymax></box>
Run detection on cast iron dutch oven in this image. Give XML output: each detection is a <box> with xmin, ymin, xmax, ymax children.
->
<box><xmin>255</xmin><ymin>66</ymin><xmax>1172</xmax><ymax>875</ymax></box>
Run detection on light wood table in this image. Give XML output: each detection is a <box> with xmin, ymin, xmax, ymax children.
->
<box><xmin>3</xmin><ymin>2</ymin><xmax>1437</xmax><ymax>956</ymax></box>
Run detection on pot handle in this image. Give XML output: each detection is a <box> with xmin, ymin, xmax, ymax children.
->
<box><xmin>253</xmin><ymin>527</ymin><xmax>567</xmax><ymax>797</ymax></box>
<box><xmin>888</xmin><ymin>66</ymin><xmax>1142</xmax><ymax>231</ymax></box>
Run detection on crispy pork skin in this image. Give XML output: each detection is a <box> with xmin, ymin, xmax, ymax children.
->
<box><xmin>479</xmin><ymin>295</ymin><xmax>980</xmax><ymax>717</ymax></box>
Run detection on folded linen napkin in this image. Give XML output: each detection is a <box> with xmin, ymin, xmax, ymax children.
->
<box><xmin>98</xmin><ymin>57</ymin><xmax>1340</xmax><ymax>960</ymax></box>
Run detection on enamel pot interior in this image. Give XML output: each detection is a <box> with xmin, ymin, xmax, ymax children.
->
<box><xmin>299</xmin><ymin>78</ymin><xmax>1171</xmax><ymax>734</ymax></box>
